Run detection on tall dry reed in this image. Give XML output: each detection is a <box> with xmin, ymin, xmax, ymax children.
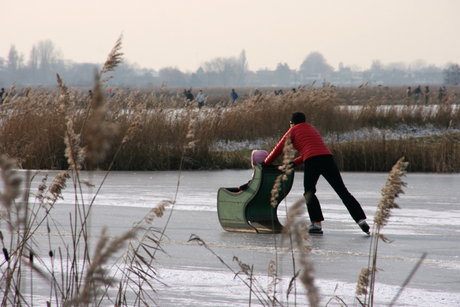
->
<box><xmin>356</xmin><ymin>157</ymin><xmax>410</xmax><ymax>307</ymax></box>
<box><xmin>0</xmin><ymin>34</ymin><xmax>169</xmax><ymax>307</ymax></box>
<box><xmin>2</xmin><ymin>82</ymin><xmax>459</xmax><ymax>172</ymax></box>
<box><xmin>330</xmin><ymin>132</ymin><xmax>460</xmax><ymax>172</ymax></box>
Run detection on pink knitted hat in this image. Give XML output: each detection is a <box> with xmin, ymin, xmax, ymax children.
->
<box><xmin>251</xmin><ymin>150</ymin><xmax>269</xmax><ymax>164</ymax></box>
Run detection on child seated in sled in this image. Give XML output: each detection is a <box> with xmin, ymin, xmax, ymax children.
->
<box><xmin>238</xmin><ymin>150</ymin><xmax>269</xmax><ymax>191</ymax></box>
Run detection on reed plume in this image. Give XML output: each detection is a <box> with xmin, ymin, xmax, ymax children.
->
<box><xmin>57</xmin><ymin>74</ymin><xmax>70</xmax><ymax>111</ymax></box>
<box><xmin>64</xmin><ymin>226</ymin><xmax>137</xmax><ymax>307</ymax></box>
<box><xmin>100</xmin><ymin>34</ymin><xmax>124</xmax><ymax>82</ymax></box>
<box><xmin>134</xmin><ymin>200</ymin><xmax>173</xmax><ymax>227</ymax></box>
<box><xmin>64</xmin><ymin>116</ymin><xmax>86</xmax><ymax>172</ymax></box>
<box><xmin>356</xmin><ymin>267</ymin><xmax>370</xmax><ymax>296</ymax></box>
<box><xmin>278</xmin><ymin>136</ymin><xmax>295</xmax><ymax>178</ymax></box>
<box><xmin>121</xmin><ymin>112</ymin><xmax>141</xmax><ymax>145</ymax></box>
<box><xmin>84</xmin><ymin>78</ymin><xmax>118</xmax><ymax>168</ymax></box>
<box><xmin>282</xmin><ymin>198</ymin><xmax>319</xmax><ymax>307</ymax></box>
<box><xmin>35</xmin><ymin>174</ymin><xmax>48</xmax><ymax>205</ymax></box>
<box><xmin>48</xmin><ymin>171</ymin><xmax>71</xmax><ymax>203</ymax></box>
<box><xmin>1</xmin><ymin>83</ymin><xmax>16</xmax><ymax>105</ymax></box>
<box><xmin>0</xmin><ymin>155</ymin><xmax>22</xmax><ymax>212</ymax></box>
<box><xmin>185</xmin><ymin>117</ymin><xmax>197</xmax><ymax>149</ymax></box>
<box><xmin>374</xmin><ymin>157</ymin><xmax>409</xmax><ymax>233</ymax></box>
<box><xmin>267</xmin><ymin>257</ymin><xmax>280</xmax><ymax>303</ymax></box>
<box><xmin>111</xmin><ymin>199</ymin><xmax>170</xmax><ymax>307</ymax></box>
<box><xmin>270</xmin><ymin>136</ymin><xmax>295</xmax><ymax>208</ymax></box>
<box><xmin>356</xmin><ymin>157</ymin><xmax>409</xmax><ymax>306</ymax></box>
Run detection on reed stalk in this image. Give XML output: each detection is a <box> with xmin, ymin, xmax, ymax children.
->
<box><xmin>356</xmin><ymin>157</ymin><xmax>409</xmax><ymax>307</ymax></box>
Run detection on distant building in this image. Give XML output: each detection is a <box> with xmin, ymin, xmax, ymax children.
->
<box><xmin>299</xmin><ymin>72</ymin><xmax>322</xmax><ymax>85</ymax></box>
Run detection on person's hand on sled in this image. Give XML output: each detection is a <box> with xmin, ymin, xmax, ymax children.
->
<box><xmin>238</xmin><ymin>182</ymin><xmax>249</xmax><ymax>191</ymax></box>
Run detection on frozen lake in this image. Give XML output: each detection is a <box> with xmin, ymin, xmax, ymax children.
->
<box><xmin>3</xmin><ymin>169</ymin><xmax>460</xmax><ymax>306</ymax></box>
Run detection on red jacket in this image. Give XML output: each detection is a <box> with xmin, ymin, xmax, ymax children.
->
<box><xmin>265</xmin><ymin>122</ymin><xmax>332</xmax><ymax>166</ymax></box>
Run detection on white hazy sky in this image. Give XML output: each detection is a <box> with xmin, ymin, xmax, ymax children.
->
<box><xmin>2</xmin><ymin>0</ymin><xmax>460</xmax><ymax>73</ymax></box>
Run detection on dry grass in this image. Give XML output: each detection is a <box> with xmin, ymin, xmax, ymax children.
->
<box><xmin>1</xmin><ymin>82</ymin><xmax>460</xmax><ymax>172</ymax></box>
<box><xmin>330</xmin><ymin>132</ymin><xmax>460</xmax><ymax>172</ymax></box>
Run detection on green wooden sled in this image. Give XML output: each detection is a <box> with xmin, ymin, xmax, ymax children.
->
<box><xmin>217</xmin><ymin>164</ymin><xmax>295</xmax><ymax>233</ymax></box>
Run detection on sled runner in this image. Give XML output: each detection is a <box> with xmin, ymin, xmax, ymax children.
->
<box><xmin>217</xmin><ymin>164</ymin><xmax>294</xmax><ymax>233</ymax></box>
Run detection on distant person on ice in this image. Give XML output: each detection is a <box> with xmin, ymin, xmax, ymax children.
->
<box><xmin>186</xmin><ymin>90</ymin><xmax>194</xmax><ymax>102</ymax></box>
<box><xmin>424</xmin><ymin>86</ymin><xmax>430</xmax><ymax>105</ymax></box>
<box><xmin>0</xmin><ymin>88</ymin><xmax>5</xmax><ymax>104</ymax></box>
<box><xmin>406</xmin><ymin>86</ymin><xmax>412</xmax><ymax>105</ymax></box>
<box><xmin>196</xmin><ymin>90</ymin><xmax>205</xmax><ymax>108</ymax></box>
<box><xmin>263</xmin><ymin>112</ymin><xmax>370</xmax><ymax>235</ymax></box>
<box><xmin>437</xmin><ymin>87</ymin><xmax>445</xmax><ymax>103</ymax></box>
<box><xmin>183</xmin><ymin>87</ymin><xmax>192</xmax><ymax>96</ymax></box>
<box><xmin>413</xmin><ymin>85</ymin><xmax>422</xmax><ymax>104</ymax></box>
<box><xmin>231</xmin><ymin>89</ymin><xmax>238</xmax><ymax>103</ymax></box>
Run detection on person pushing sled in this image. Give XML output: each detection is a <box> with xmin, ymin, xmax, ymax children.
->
<box><xmin>263</xmin><ymin>112</ymin><xmax>370</xmax><ymax>235</ymax></box>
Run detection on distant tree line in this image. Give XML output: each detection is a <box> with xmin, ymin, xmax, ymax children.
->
<box><xmin>1</xmin><ymin>40</ymin><xmax>459</xmax><ymax>88</ymax></box>
<box><xmin>0</xmin><ymin>40</ymin><xmax>158</xmax><ymax>88</ymax></box>
<box><xmin>443</xmin><ymin>64</ymin><xmax>460</xmax><ymax>85</ymax></box>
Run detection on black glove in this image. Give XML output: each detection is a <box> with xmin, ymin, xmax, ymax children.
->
<box><xmin>238</xmin><ymin>181</ymin><xmax>250</xmax><ymax>191</ymax></box>
<box><xmin>289</xmin><ymin>161</ymin><xmax>295</xmax><ymax>169</ymax></box>
<box><xmin>260</xmin><ymin>161</ymin><xmax>267</xmax><ymax>168</ymax></box>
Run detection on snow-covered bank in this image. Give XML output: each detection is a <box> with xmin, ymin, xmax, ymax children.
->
<box><xmin>323</xmin><ymin>123</ymin><xmax>460</xmax><ymax>143</ymax></box>
<box><xmin>211</xmin><ymin>124</ymin><xmax>460</xmax><ymax>152</ymax></box>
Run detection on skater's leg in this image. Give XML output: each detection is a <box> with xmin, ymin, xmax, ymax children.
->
<box><xmin>304</xmin><ymin>157</ymin><xmax>324</xmax><ymax>223</ymax></box>
<box><xmin>304</xmin><ymin>191</ymin><xmax>323</xmax><ymax>222</ymax></box>
<box><xmin>320</xmin><ymin>156</ymin><xmax>366</xmax><ymax>222</ymax></box>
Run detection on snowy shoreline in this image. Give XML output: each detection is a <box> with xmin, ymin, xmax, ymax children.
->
<box><xmin>212</xmin><ymin>124</ymin><xmax>460</xmax><ymax>152</ymax></box>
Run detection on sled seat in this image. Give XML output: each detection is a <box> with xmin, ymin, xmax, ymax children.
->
<box><xmin>217</xmin><ymin>164</ymin><xmax>294</xmax><ymax>233</ymax></box>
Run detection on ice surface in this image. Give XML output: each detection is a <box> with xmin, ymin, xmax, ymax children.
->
<box><xmin>4</xmin><ymin>169</ymin><xmax>460</xmax><ymax>306</ymax></box>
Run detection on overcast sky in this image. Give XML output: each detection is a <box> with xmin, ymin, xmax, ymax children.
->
<box><xmin>3</xmin><ymin>0</ymin><xmax>460</xmax><ymax>72</ymax></box>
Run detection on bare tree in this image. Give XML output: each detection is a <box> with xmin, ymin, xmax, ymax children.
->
<box><xmin>192</xmin><ymin>66</ymin><xmax>206</xmax><ymax>86</ymax></box>
<box><xmin>275</xmin><ymin>62</ymin><xmax>291</xmax><ymax>86</ymax></box>
<box><xmin>203</xmin><ymin>56</ymin><xmax>239</xmax><ymax>86</ymax></box>
<box><xmin>370</xmin><ymin>60</ymin><xmax>384</xmax><ymax>72</ymax></box>
<box><xmin>7</xmin><ymin>45</ymin><xmax>24</xmax><ymax>72</ymax></box>
<box><xmin>387</xmin><ymin>62</ymin><xmax>407</xmax><ymax>71</ymax></box>
<box><xmin>300</xmin><ymin>52</ymin><xmax>333</xmax><ymax>75</ymax></box>
<box><xmin>35</xmin><ymin>40</ymin><xmax>63</xmax><ymax>83</ymax></box>
<box><xmin>410</xmin><ymin>59</ymin><xmax>428</xmax><ymax>71</ymax></box>
<box><xmin>28</xmin><ymin>45</ymin><xmax>39</xmax><ymax>82</ymax></box>
<box><xmin>6</xmin><ymin>45</ymin><xmax>24</xmax><ymax>84</ymax></box>
<box><xmin>237</xmin><ymin>49</ymin><xmax>248</xmax><ymax>86</ymax></box>
<box><xmin>159</xmin><ymin>67</ymin><xmax>187</xmax><ymax>86</ymax></box>
<box><xmin>443</xmin><ymin>63</ymin><xmax>460</xmax><ymax>85</ymax></box>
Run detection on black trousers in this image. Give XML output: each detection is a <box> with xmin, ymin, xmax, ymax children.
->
<box><xmin>303</xmin><ymin>155</ymin><xmax>366</xmax><ymax>223</ymax></box>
